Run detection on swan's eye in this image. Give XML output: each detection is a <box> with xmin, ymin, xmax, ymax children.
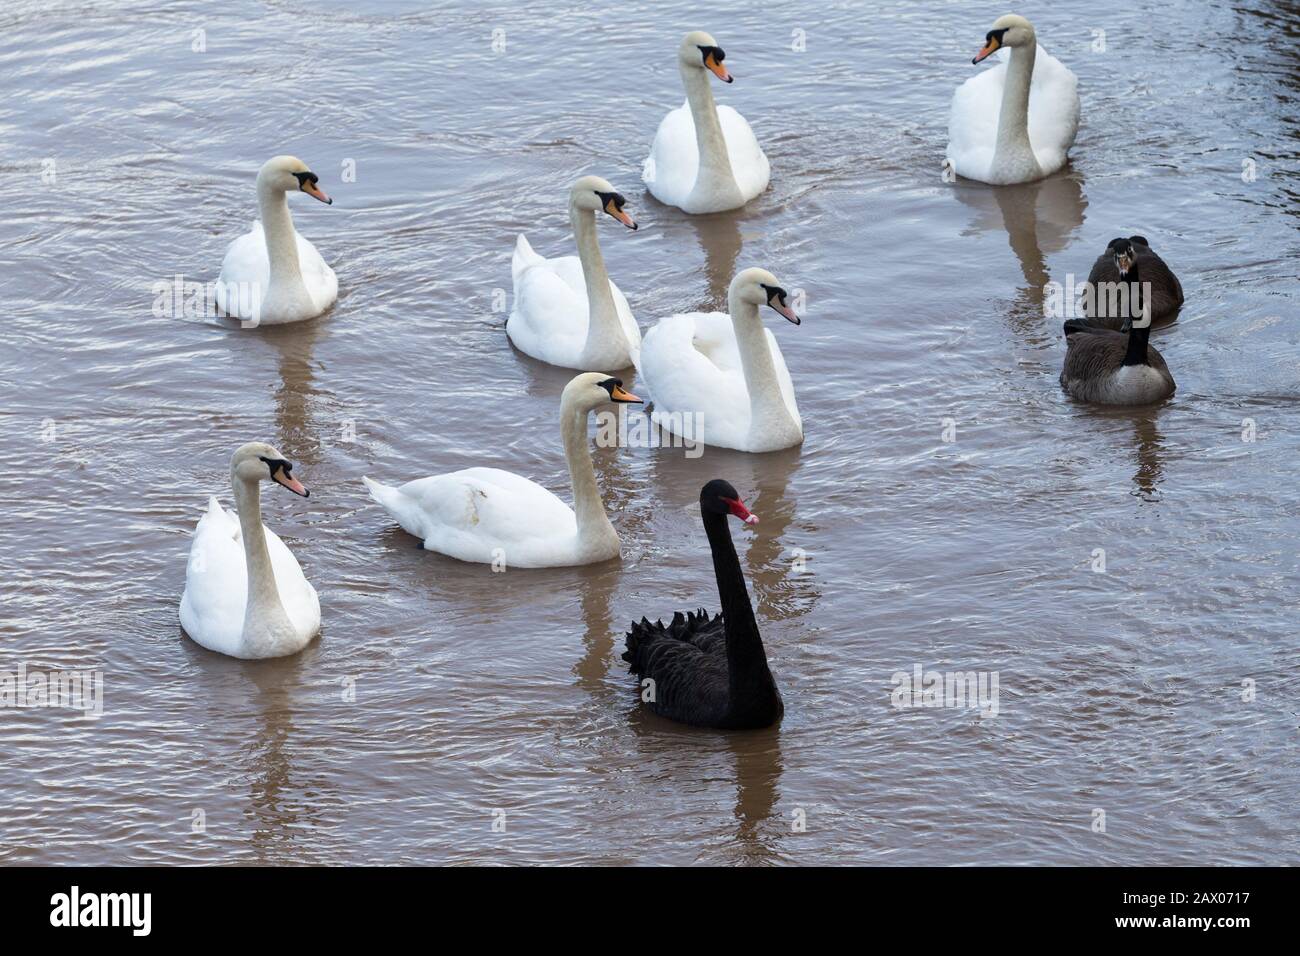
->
<box><xmin>293</xmin><ymin>171</ymin><xmax>319</xmax><ymax>189</ymax></box>
<box><xmin>697</xmin><ymin>45</ymin><xmax>724</xmax><ymax>63</ymax></box>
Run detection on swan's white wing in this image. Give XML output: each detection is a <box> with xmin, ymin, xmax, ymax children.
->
<box><xmin>717</xmin><ymin>105</ymin><xmax>770</xmax><ymax>202</ymax></box>
<box><xmin>643</xmin><ymin>101</ymin><xmax>769</xmax><ymax>210</ymax></box>
<box><xmin>947</xmin><ymin>57</ymin><xmax>1005</xmax><ymax>183</ymax></box>
<box><xmin>266</xmin><ymin>522</ymin><xmax>320</xmax><ymax>640</ymax></box>
<box><xmin>215</xmin><ymin>221</ymin><xmax>337</xmax><ymax>320</ymax></box>
<box><xmin>507</xmin><ymin>243</ymin><xmax>590</xmax><ymax>366</ymax></box>
<box><xmin>216</xmin><ymin>224</ymin><xmax>269</xmax><ymax>319</ymax></box>
<box><xmin>640</xmin><ymin>312</ymin><xmax>748</xmax><ymax>450</ymax></box>
<box><xmin>1026</xmin><ymin>47</ymin><xmax>1079</xmax><ymax>175</ymax></box>
<box><xmin>643</xmin><ymin>101</ymin><xmax>698</xmax><ymax>209</ymax></box>
<box><xmin>179</xmin><ymin>498</ymin><xmax>246</xmax><ymax>656</ymax></box>
<box><xmin>364</xmin><ymin>469</ymin><xmax>579</xmax><ymax>568</ymax></box>
<box><xmin>610</xmin><ymin>280</ymin><xmax>642</xmax><ymax>358</ymax></box>
<box><xmin>294</xmin><ymin>231</ymin><xmax>338</xmax><ymax>314</ymax></box>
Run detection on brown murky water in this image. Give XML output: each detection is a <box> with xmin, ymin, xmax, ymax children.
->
<box><xmin>1</xmin><ymin>0</ymin><xmax>1297</xmax><ymax>865</ymax></box>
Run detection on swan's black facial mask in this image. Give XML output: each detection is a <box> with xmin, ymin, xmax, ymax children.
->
<box><xmin>259</xmin><ymin>456</ymin><xmax>310</xmax><ymax>497</ymax></box>
<box><xmin>697</xmin><ymin>45</ymin><xmax>732</xmax><ymax>82</ymax></box>
<box><xmin>760</xmin><ymin>283</ymin><xmax>800</xmax><ymax>325</ymax></box>
<box><xmin>594</xmin><ymin>190</ymin><xmax>637</xmax><ymax>230</ymax></box>
<box><xmin>293</xmin><ymin>170</ymin><xmax>332</xmax><ymax>205</ymax></box>
<box><xmin>973</xmin><ymin>28</ymin><xmax>1007</xmax><ymax>64</ymax></box>
<box><xmin>597</xmin><ymin>377</ymin><xmax>643</xmax><ymax>404</ymax></box>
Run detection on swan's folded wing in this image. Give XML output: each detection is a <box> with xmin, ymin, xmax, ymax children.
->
<box><xmin>1027</xmin><ymin>45</ymin><xmax>1079</xmax><ymax>172</ymax></box>
<box><xmin>216</xmin><ymin>223</ymin><xmax>270</xmax><ymax>318</ymax></box>
<box><xmin>610</xmin><ymin>281</ymin><xmax>642</xmax><ymax>355</ymax></box>
<box><xmin>294</xmin><ymin>231</ymin><xmax>338</xmax><ymax>314</ymax></box>
<box><xmin>640</xmin><ymin>312</ymin><xmax>751</xmax><ymax>447</ymax></box>
<box><xmin>264</xmin><ymin>523</ymin><xmax>320</xmax><ymax>637</ymax></box>
<box><xmin>179</xmin><ymin>498</ymin><xmax>247</xmax><ymax>651</ymax></box>
<box><xmin>508</xmin><ymin>254</ymin><xmax>589</xmax><ymax>361</ymax></box>
<box><xmin>383</xmin><ymin>468</ymin><xmax>577</xmax><ymax>564</ymax></box>
<box><xmin>643</xmin><ymin>101</ymin><xmax>697</xmax><ymax>208</ymax></box>
<box><xmin>946</xmin><ymin>58</ymin><xmax>1005</xmax><ymax>181</ymax></box>
<box><xmin>717</xmin><ymin>105</ymin><xmax>770</xmax><ymax>201</ymax></box>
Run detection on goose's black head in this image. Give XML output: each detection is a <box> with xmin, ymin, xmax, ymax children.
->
<box><xmin>1108</xmin><ymin>237</ymin><xmax>1137</xmax><ymax>277</ymax></box>
<box><xmin>701</xmin><ymin>479</ymin><xmax>758</xmax><ymax>525</ymax></box>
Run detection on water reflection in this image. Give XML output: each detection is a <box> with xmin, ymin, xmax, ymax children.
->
<box><xmin>1128</xmin><ymin>413</ymin><xmax>1166</xmax><ymax>501</ymax></box>
<box><xmin>950</xmin><ymin>172</ymin><xmax>1087</xmax><ymax>339</ymax></box>
<box><xmin>572</xmin><ymin>561</ymin><xmax>621</xmax><ymax>693</ymax></box>
<box><xmin>240</xmin><ymin>656</ymin><xmax>317</xmax><ymax>863</ymax></box>
<box><xmin>727</xmin><ymin>726</ymin><xmax>785</xmax><ymax>864</ymax></box>
<box><xmin>257</xmin><ymin>319</ymin><xmax>330</xmax><ymax>465</ymax></box>
<box><xmin>685</xmin><ymin>209</ymin><xmax>745</xmax><ymax>312</ymax></box>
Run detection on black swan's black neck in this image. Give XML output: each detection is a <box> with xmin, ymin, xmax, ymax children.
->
<box><xmin>702</xmin><ymin>509</ymin><xmax>766</xmax><ymax>676</ymax></box>
<box><xmin>1122</xmin><ymin>267</ymin><xmax>1149</xmax><ymax>367</ymax></box>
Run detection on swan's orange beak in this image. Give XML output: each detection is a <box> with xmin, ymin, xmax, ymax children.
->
<box><xmin>302</xmin><ymin>180</ymin><xmax>332</xmax><ymax>205</ymax></box>
<box><xmin>603</xmin><ymin>196</ymin><xmax>637</xmax><ymax>230</ymax></box>
<box><xmin>611</xmin><ymin>384</ymin><xmax>642</xmax><ymax>404</ymax></box>
<box><xmin>721</xmin><ymin>496</ymin><xmax>758</xmax><ymax>526</ymax></box>
<box><xmin>973</xmin><ymin>35</ymin><xmax>1001</xmax><ymax>64</ymax></box>
<box><xmin>273</xmin><ymin>468</ymin><xmax>310</xmax><ymax>497</ymax></box>
<box><xmin>705</xmin><ymin>51</ymin><xmax>733</xmax><ymax>83</ymax></box>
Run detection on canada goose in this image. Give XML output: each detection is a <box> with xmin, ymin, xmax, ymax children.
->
<box><xmin>1083</xmin><ymin>235</ymin><xmax>1184</xmax><ymax>329</ymax></box>
<box><xmin>1060</xmin><ymin>239</ymin><xmax>1176</xmax><ymax>405</ymax></box>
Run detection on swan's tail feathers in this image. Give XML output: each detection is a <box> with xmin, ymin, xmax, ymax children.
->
<box><xmin>511</xmin><ymin>234</ymin><xmax>543</xmax><ymax>285</ymax></box>
<box><xmin>624</xmin><ymin>608</ymin><xmax>720</xmax><ymax>672</ymax></box>
<box><xmin>623</xmin><ymin>616</ymin><xmax>665</xmax><ymax>673</ymax></box>
<box><xmin>362</xmin><ymin>476</ymin><xmax>404</xmax><ymax>513</ymax></box>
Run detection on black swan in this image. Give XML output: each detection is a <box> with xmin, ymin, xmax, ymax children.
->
<box><xmin>1061</xmin><ymin>239</ymin><xmax>1176</xmax><ymax>405</ymax></box>
<box><xmin>623</xmin><ymin>479</ymin><xmax>783</xmax><ymax>729</ymax></box>
<box><xmin>1083</xmin><ymin>234</ymin><xmax>1184</xmax><ymax>329</ymax></box>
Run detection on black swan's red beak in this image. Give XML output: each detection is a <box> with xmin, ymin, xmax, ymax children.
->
<box><xmin>721</xmin><ymin>496</ymin><xmax>758</xmax><ymax>525</ymax></box>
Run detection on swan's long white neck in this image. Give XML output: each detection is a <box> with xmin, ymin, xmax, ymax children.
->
<box><xmin>993</xmin><ymin>42</ymin><xmax>1041</xmax><ymax>174</ymax></box>
<box><xmin>728</xmin><ymin>289</ymin><xmax>798</xmax><ymax>440</ymax></box>
<box><xmin>681</xmin><ymin>64</ymin><xmax>741</xmax><ymax>205</ymax></box>
<box><xmin>232</xmin><ymin>472</ymin><xmax>294</xmax><ymax>655</ymax></box>
<box><xmin>257</xmin><ymin>178</ymin><xmax>307</xmax><ymax>299</ymax></box>
<box><xmin>570</xmin><ymin>203</ymin><xmax>622</xmax><ymax>363</ymax></box>
<box><xmin>560</xmin><ymin>398</ymin><xmax>618</xmax><ymax>558</ymax></box>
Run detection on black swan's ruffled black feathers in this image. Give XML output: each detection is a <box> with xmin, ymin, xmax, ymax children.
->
<box><xmin>624</xmin><ymin>609</ymin><xmax>733</xmax><ymax>727</ymax></box>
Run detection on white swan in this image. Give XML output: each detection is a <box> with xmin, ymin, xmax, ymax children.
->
<box><xmin>507</xmin><ymin>176</ymin><xmax>641</xmax><ymax>370</ymax></box>
<box><xmin>216</xmin><ymin>155</ymin><xmax>338</xmax><ymax>326</ymax></box>
<box><xmin>363</xmin><ymin>373</ymin><xmax>642</xmax><ymax>568</ymax></box>
<box><xmin>946</xmin><ymin>14</ymin><xmax>1079</xmax><ymax>186</ymax></box>
<box><xmin>642</xmin><ymin>30</ymin><xmax>770</xmax><ymax>214</ymax></box>
<box><xmin>635</xmin><ymin>268</ymin><xmax>802</xmax><ymax>453</ymax></box>
<box><xmin>179</xmin><ymin>443</ymin><xmax>321</xmax><ymax>659</ymax></box>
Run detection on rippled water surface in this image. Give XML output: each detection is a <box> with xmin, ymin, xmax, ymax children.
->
<box><xmin>1</xmin><ymin>0</ymin><xmax>1297</xmax><ymax>865</ymax></box>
